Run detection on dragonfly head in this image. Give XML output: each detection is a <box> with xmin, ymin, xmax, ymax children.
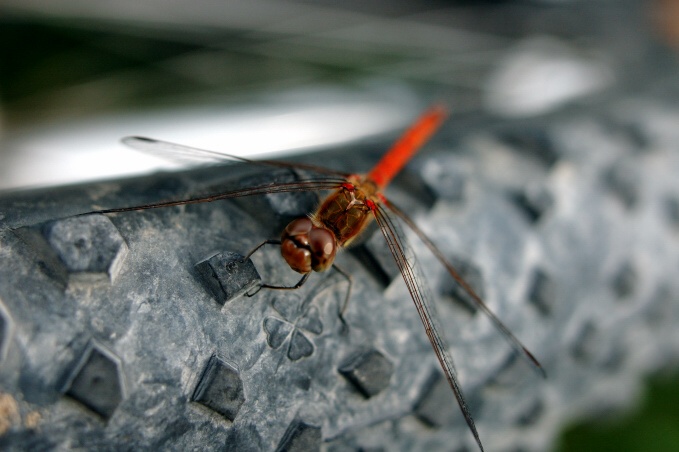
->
<box><xmin>281</xmin><ymin>217</ymin><xmax>337</xmax><ymax>273</ymax></box>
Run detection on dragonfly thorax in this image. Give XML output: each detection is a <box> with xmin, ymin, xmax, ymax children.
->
<box><xmin>281</xmin><ymin>217</ymin><xmax>337</xmax><ymax>274</ymax></box>
<box><xmin>313</xmin><ymin>179</ymin><xmax>378</xmax><ymax>249</ymax></box>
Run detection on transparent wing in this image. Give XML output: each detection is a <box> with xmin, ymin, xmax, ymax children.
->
<box><xmin>87</xmin><ymin>179</ymin><xmax>345</xmax><ymax>215</ymax></box>
<box><xmin>122</xmin><ymin>136</ymin><xmax>351</xmax><ymax>178</ymax></box>
<box><xmin>122</xmin><ymin>136</ymin><xmax>248</xmax><ymax>164</ymax></box>
<box><xmin>75</xmin><ymin>136</ymin><xmax>351</xmax><ymax>215</ymax></box>
<box><xmin>383</xmin><ymin>199</ymin><xmax>545</xmax><ymax>378</ymax></box>
<box><xmin>372</xmin><ymin>204</ymin><xmax>484</xmax><ymax>452</ymax></box>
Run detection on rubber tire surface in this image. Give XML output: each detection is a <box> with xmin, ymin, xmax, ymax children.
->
<box><xmin>1</xmin><ymin>99</ymin><xmax>679</xmax><ymax>451</ymax></box>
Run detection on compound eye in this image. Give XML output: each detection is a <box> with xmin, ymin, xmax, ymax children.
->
<box><xmin>280</xmin><ymin>237</ymin><xmax>312</xmax><ymax>274</ymax></box>
<box><xmin>308</xmin><ymin>227</ymin><xmax>336</xmax><ymax>272</ymax></box>
<box><xmin>283</xmin><ymin>217</ymin><xmax>313</xmax><ymax>239</ymax></box>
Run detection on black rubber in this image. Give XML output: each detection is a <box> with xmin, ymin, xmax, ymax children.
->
<box><xmin>1</xmin><ymin>99</ymin><xmax>679</xmax><ymax>451</ymax></box>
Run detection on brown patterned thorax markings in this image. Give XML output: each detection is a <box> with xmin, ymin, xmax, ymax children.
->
<box><xmin>313</xmin><ymin>176</ymin><xmax>379</xmax><ymax>248</ymax></box>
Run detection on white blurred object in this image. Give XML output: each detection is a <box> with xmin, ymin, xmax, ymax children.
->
<box><xmin>0</xmin><ymin>86</ymin><xmax>419</xmax><ymax>190</ymax></box>
<box><xmin>484</xmin><ymin>37</ymin><xmax>614</xmax><ymax>117</ymax></box>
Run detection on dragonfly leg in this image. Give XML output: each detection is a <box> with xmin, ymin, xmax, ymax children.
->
<box><xmin>331</xmin><ymin>264</ymin><xmax>353</xmax><ymax>333</ymax></box>
<box><xmin>242</xmin><ymin>239</ymin><xmax>282</xmax><ymax>261</ymax></box>
<box><xmin>261</xmin><ymin>272</ymin><xmax>310</xmax><ymax>291</ymax></box>
<box><xmin>242</xmin><ymin>239</ymin><xmax>290</xmax><ymax>297</ymax></box>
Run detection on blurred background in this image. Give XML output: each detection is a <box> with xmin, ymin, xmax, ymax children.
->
<box><xmin>1</xmin><ymin>0</ymin><xmax>678</xmax><ymax>450</ymax></box>
<box><xmin>3</xmin><ymin>0</ymin><xmax>677</xmax><ymax>190</ymax></box>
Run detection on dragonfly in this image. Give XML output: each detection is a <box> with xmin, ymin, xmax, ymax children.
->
<box><xmin>90</xmin><ymin>106</ymin><xmax>544</xmax><ymax>452</ymax></box>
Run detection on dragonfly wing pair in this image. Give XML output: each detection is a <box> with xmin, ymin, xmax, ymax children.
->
<box><xmin>373</xmin><ymin>203</ymin><xmax>484</xmax><ymax>451</ymax></box>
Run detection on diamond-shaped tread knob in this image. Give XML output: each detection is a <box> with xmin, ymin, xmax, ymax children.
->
<box><xmin>339</xmin><ymin>348</ymin><xmax>394</xmax><ymax>398</ymax></box>
<box><xmin>192</xmin><ymin>355</ymin><xmax>245</xmax><ymax>422</ymax></box>
<box><xmin>62</xmin><ymin>342</ymin><xmax>125</xmax><ymax>419</ymax></box>
<box><xmin>440</xmin><ymin>255</ymin><xmax>484</xmax><ymax>316</ymax></box>
<box><xmin>0</xmin><ymin>300</ymin><xmax>12</xmax><ymax>362</ymax></box>
<box><xmin>195</xmin><ymin>252</ymin><xmax>261</xmax><ymax>305</ymax></box>
<box><xmin>46</xmin><ymin>214</ymin><xmax>128</xmax><ymax>282</ymax></box>
<box><xmin>349</xmin><ymin>231</ymin><xmax>400</xmax><ymax>288</ymax></box>
<box><xmin>527</xmin><ymin>268</ymin><xmax>556</xmax><ymax>316</ymax></box>
<box><xmin>414</xmin><ymin>372</ymin><xmax>458</xmax><ymax>428</ymax></box>
<box><xmin>275</xmin><ymin>419</ymin><xmax>321</xmax><ymax>452</ymax></box>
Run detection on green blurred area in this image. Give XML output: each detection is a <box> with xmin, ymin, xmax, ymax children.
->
<box><xmin>0</xmin><ymin>18</ymin><xmax>404</xmax><ymax>127</ymax></box>
<box><xmin>0</xmin><ymin>23</ymin><xmax>255</xmax><ymax>129</ymax></box>
<box><xmin>0</xmin><ymin>21</ymin><xmax>202</xmax><ymax>120</ymax></box>
<box><xmin>557</xmin><ymin>374</ymin><xmax>679</xmax><ymax>452</ymax></box>
<box><xmin>0</xmin><ymin>22</ymin><xmax>201</xmax><ymax>103</ymax></box>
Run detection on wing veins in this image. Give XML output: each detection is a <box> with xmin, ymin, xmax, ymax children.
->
<box><xmin>82</xmin><ymin>180</ymin><xmax>342</xmax><ymax>215</ymax></box>
<box><xmin>383</xmin><ymin>199</ymin><xmax>546</xmax><ymax>378</ymax></box>
<box><xmin>373</xmin><ymin>205</ymin><xmax>484</xmax><ymax>452</ymax></box>
<box><xmin>123</xmin><ymin>136</ymin><xmax>352</xmax><ymax>178</ymax></box>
